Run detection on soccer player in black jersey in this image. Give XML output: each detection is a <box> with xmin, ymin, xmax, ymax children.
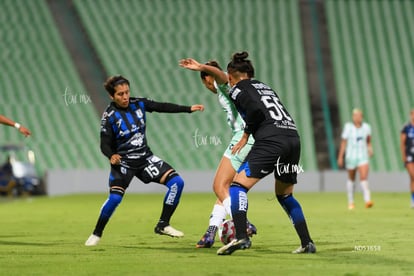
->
<box><xmin>85</xmin><ymin>75</ymin><xmax>204</xmax><ymax>246</ymax></box>
<box><xmin>401</xmin><ymin>109</ymin><xmax>414</xmax><ymax>208</ymax></box>
<box><xmin>217</xmin><ymin>52</ymin><xmax>315</xmax><ymax>255</ymax></box>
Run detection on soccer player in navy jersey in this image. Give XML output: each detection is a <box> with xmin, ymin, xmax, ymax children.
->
<box><xmin>85</xmin><ymin>75</ymin><xmax>204</xmax><ymax>246</ymax></box>
<box><xmin>216</xmin><ymin>52</ymin><xmax>315</xmax><ymax>255</ymax></box>
<box><xmin>400</xmin><ymin>109</ymin><xmax>414</xmax><ymax>208</ymax></box>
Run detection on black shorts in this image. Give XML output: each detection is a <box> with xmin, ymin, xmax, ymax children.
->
<box><xmin>237</xmin><ymin>135</ymin><xmax>301</xmax><ymax>184</ymax></box>
<box><xmin>405</xmin><ymin>152</ymin><xmax>414</xmax><ymax>163</ymax></box>
<box><xmin>108</xmin><ymin>155</ymin><xmax>174</xmax><ymax>189</ymax></box>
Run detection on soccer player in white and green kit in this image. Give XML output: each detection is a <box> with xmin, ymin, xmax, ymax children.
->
<box><xmin>337</xmin><ymin>108</ymin><xmax>374</xmax><ymax>210</ymax></box>
<box><xmin>180</xmin><ymin>58</ymin><xmax>256</xmax><ymax>248</ymax></box>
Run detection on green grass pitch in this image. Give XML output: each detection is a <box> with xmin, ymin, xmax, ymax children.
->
<box><xmin>0</xmin><ymin>192</ymin><xmax>413</xmax><ymax>275</ymax></box>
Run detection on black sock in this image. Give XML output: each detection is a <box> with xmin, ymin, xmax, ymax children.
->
<box><xmin>158</xmin><ymin>204</ymin><xmax>177</xmax><ymax>227</ymax></box>
<box><xmin>93</xmin><ymin>217</ymin><xmax>109</xmax><ymax>237</ymax></box>
<box><xmin>294</xmin><ymin>221</ymin><xmax>313</xmax><ymax>247</ymax></box>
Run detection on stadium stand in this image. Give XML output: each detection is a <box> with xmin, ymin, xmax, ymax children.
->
<box><xmin>0</xmin><ymin>0</ymin><xmax>107</xmax><ymax>175</ymax></box>
<box><xmin>73</xmin><ymin>0</ymin><xmax>318</xmax><ymax>171</ymax></box>
<box><xmin>326</xmin><ymin>0</ymin><xmax>414</xmax><ymax>171</ymax></box>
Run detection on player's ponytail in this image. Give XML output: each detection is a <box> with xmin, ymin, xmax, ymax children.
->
<box><xmin>227</xmin><ymin>51</ymin><xmax>255</xmax><ymax>78</ymax></box>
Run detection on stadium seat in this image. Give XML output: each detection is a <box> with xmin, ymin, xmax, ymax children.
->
<box><xmin>326</xmin><ymin>0</ymin><xmax>414</xmax><ymax>171</ymax></box>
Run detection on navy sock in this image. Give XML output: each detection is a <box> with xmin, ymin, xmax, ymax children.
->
<box><xmin>229</xmin><ymin>183</ymin><xmax>249</xmax><ymax>240</ymax></box>
<box><xmin>158</xmin><ymin>175</ymin><xmax>184</xmax><ymax>227</ymax></box>
<box><xmin>93</xmin><ymin>192</ymin><xmax>123</xmax><ymax>236</ymax></box>
<box><xmin>277</xmin><ymin>194</ymin><xmax>312</xmax><ymax>247</ymax></box>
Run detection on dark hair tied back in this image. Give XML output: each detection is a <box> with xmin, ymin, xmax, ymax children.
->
<box><xmin>232</xmin><ymin>51</ymin><xmax>249</xmax><ymax>63</ymax></box>
<box><xmin>227</xmin><ymin>51</ymin><xmax>255</xmax><ymax>78</ymax></box>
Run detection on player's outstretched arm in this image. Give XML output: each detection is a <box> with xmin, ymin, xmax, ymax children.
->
<box><xmin>179</xmin><ymin>58</ymin><xmax>228</xmax><ymax>84</ymax></box>
<box><xmin>0</xmin><ymin>114</ymin><xmax>31</xmax><ymax>137</ymax></box>
<box><xmin>191</xmin><ymin>104</ymin><xmax>204</xmax><ymax>112</ymax></box>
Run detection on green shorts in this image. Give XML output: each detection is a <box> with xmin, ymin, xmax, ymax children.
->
<box><xmin>223</xmin><ymin>131</ymin><xmax>255</xmax><ymax>171</ymax></box>
<box><xmin>345</xmin><ymin>156</ymin><xmax>369</xmax><ymax>170</ymax></box>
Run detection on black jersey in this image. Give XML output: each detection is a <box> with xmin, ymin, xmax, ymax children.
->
<box><xmin>401</xmin><ymin>123</ymin><xmax>414</xmax><ymax>157</ymax></box>
<box><xmin>100</xmin><ymin>97</ymin><xmax>191</xmax><ymax>165</ymax></box>
<box><xmin>229</xmin><ymin>79</ymin><xmax>298</xmax><ymax>139</ymax></box>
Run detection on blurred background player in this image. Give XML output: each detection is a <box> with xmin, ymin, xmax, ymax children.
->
<box><xmin>337</xmin><ymin>108</ymin><xmax>374</xmax><ymax>210</ymax></box>
<box><xmin>85</xmin><ymin>75</ymin><xmax>204</xmax><ymax>246</ymax></box>
<box><xmin>0</xmin><ymin>114</ymin><xmax>31</xmax><ymax>137</ymax></box>
<box><xmin>179</xmin><ymin>58</ymin><xmax>256</xmax><ymax>248</ymax></box>
<box><xmin>400</xmin><ymin>109</ymin><xmax>414</xmax><ymax>208</ymax></box>
<box><xmin>216</xmin><ymin>51</ymin><xmax>315</xmax><ymax>255</ymax></box>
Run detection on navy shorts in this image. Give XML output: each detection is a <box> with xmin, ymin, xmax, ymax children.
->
<box><xmin>405</xmin><ymin>153</ymin><xmax>414</xmax><ymax>163</ymax></box>
<box><xmin>238</xmin><ymin>135</ymin><xmax>301</xmax><ymax>184</ymax></box>
<box><xmin>109</xmin><ymin>154</ymin><xmax>174</xmax><ymax>189</ymax></box>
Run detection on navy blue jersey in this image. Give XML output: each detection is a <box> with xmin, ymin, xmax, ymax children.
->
<box><xmin>229</xmin><ymin>79</ymin><xmax>298</xmax><ymax>139</ymax></box>
<box><xmin>401</xmin><ymin>123</ymin><xmax>414</xmax><ymax>156</ymax></box>
<box><xmin>100</xmin><ymin>97</ymin><xmax>191</xmax><ymax>165</ymax></box>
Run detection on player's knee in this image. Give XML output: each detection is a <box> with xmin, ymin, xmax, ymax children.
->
<box><xmin>165</xmin><ymin>171</ymin><xmax>184</xmax><ymax>190</ymax></box>
<box><xmin>108</xmin><ymin>187</ymin><xmax>124</xmax><ymax>206</ymax></box>
<box><xmin>276</xmin><ymin>193</ymin><xmax>292</xmax><ymax>204</ymax></box>
<box><xmin>101</xmin><ymin>190</ymin><xmax>124</xmax><ymax>218</ymax></box>
<box><xmin>108</xmin><ymin>191</ymin><xmax>123</xmax><ymax>205</ymax></box>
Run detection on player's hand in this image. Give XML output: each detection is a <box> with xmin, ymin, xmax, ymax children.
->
<box><xmin>231</xmin><ymin>133</ymin><xmax>249</xmax><ymax>155</ymax></box>
<box><xmin>179</xmin><ymin>58</ymin><xmax>202</xmax><ymax>71</ymax></box>
<box><xmin>337</xmin><ymin>157</ymin><xmax>343</xmax><ymax>168</ymax></box>
<box><xmin>110</xmin><ymin>154</ymin><xmax>122</xmax><ymax>165</ymax></box>
<box><xmin>368</xmin><ymin>146</ymin><xmax>374</xmax><ymax>157</ymax></box>
<box><xmin>19</xmin><ymin>126</ymin><xmax>31</xmax><ymax>137</ymax></box>
<box><xmin>191</xmin><ymin>104</ymin><xmax>204</xmax><ymax>112</ymax></box>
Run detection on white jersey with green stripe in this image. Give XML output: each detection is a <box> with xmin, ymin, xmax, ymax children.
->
<box><xmin>215</xmin><ymin>82</ymin><xmax>245</xmax><ymax>133</ymax></box>
<box><xmin>341</xmin><ymin>122</ymin><xmax>371</xmax><ymax>161</ymax></box>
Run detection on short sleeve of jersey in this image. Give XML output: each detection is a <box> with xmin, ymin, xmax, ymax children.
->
<box><xmin>365</xmin><ymin>123</ymin><xmax>371</xmax><ymax>136</ymax></box>
<box><xmin>401</xmin><ymin>124</ymin><xmax>409</xmax><ymax>134</ymax></box>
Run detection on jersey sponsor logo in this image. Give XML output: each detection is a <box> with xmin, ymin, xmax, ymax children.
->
<box><xmin>119</xmin><ymin>129</ymin><xmax>130</xmax><ymax>137</ymax></box>
<box><xmin>260</xmin><ymin>169</ymin><xmax>269</xmax><ymax>174</ymax></box>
